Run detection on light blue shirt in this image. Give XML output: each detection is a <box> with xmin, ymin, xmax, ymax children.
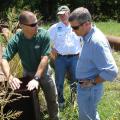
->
<box><xmin>76</xmin><ymin>26</ymin><xmax>118</xmax><ymax>81</ymax></box>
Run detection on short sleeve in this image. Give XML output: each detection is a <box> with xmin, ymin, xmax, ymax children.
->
<box><xmin>40</xmin><ymin>31</ymin><xmax>51</xmax><ymax>56</ymax></box>
<box><xmin>48</xmin><ymin>24</ymin><xmax>57</xmax><ymax>47</ymax></box>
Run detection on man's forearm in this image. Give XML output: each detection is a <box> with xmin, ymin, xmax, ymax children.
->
<box><xmin>35</xmin><ymin>56</ymin><xmax>49</xmax><ymax>78</ymax></box>
<box><xmin>1</xmin><ymin>59</ymin><xmax>11</xmax><ymax>79</ymax></box>
<box><xmin>50</xmin><ymin>48</ymin><xmax>58</xmax><ymax>60</ymax></box>
<box><xmin>0</xmin><ymin>44</ymin><xmax>2</xmax><ymax>64</ymax></box>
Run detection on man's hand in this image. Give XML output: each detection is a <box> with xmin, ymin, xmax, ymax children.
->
<box><xmin>50</xmin><ymin>48</ymin><xmax>58</xmax><ymax>60</ymax></box>
<box><xmin>9</xmin><ymin>75</ymin><xmax>22</xmax><ymax>90</ymax></box>
<box><xmin>27</xmin><ymin>79</ymin><xmax>39</xmax><ymax>91</ymax></box>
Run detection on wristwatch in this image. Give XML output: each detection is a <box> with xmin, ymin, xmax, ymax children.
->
<box><xmin>34</xmin><ymin>76</ymin><xmax>41</xmax><ymax>82</ymax></box>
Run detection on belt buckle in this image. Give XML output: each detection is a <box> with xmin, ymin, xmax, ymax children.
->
<box><xmin>79</xmin><ymin>80</ymin><xmax>94</xmax><ymax>88</ymax></box>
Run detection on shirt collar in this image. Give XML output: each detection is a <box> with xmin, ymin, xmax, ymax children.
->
<box><xmin>83</xmin><ymin>25</ymin><xmax>95</xmax><ymax>43</ymax></box>
<box><xmin>21</xmin><ymin>29</ymin><xmax>38</xmax><ymax>40</ymax></box>
<box><xmin>60</xmin><ymin>21</ymin><xmax>70</xmax><ymax>28</ymax></box>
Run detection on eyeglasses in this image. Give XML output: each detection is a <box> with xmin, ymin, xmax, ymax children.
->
<box><xmin>22</xmin><ymin>22</ymin><xmax>38</xmax><ymax>27</ymax></box>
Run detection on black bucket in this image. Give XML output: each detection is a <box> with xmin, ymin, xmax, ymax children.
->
<box><xmin>3</xmin><ymin>76</ymin><xmax>41</xmax><ymax>120</ymax></box>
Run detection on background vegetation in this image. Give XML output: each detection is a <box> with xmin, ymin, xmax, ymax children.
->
<box><xmin>0</xmin><ymin>0</ymin><xmax>120</xmax><ymax>23</ymax></box>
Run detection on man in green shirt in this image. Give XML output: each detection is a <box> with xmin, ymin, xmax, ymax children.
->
<box><xmin>1</xmin><ymin>11</ymin><xmax>59</xmax><ymax>120</ymax></box>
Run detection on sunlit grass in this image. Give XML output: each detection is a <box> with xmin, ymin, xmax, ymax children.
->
<box><xmin>99</xmin><ymin>82</ymin><xmax>120</xmax><ymax>120</ymax></box>
<box><xmin>95</xmin><ymin>21</ymin><xmax>120</xmax><ymax>36</ymax></box>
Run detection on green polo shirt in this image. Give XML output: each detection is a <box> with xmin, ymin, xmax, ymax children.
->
<box><xmin>2</xmin><ymin>28</ymin><xmax>51</xmax><ymax>72</ymax></box>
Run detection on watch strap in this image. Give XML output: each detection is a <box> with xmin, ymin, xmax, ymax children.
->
<box><xmin>34</xmin><ymin>76</ymin><xmax>41</xmax><ymax>82</ymax></box>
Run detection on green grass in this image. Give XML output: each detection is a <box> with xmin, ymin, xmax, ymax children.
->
<box><xmin>95</xmin><ymin>21</ymin><xmax>120</xmax><ymax>36</ymax></box>
<box><xmin>99</xmin><ymin>82</ymin><xmax>120</xmax><ymax>120</ymax></box>
<box><xmin>42</xmin><ymin>21</ymin><xmax>120</xmax><ymax>36</ymax></box>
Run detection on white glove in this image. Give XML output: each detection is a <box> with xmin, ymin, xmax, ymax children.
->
<box><xmin>9</xmin><ymin>76</ymin><xmax>22</xmax><ymax>90</ymax></box>
<box><xmin>27</xmin><ymin>79</ymin><xmax>39</xmax><ymax>91</ymax></box>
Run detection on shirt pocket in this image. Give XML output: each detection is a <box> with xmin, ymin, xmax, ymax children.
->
<box><xmin>56</xmin><ymin>31</ymin><xmax>66</xmax><ymax>39</ymax></box>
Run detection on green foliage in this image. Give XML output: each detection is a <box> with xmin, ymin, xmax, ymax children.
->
<box><xmin>7</xmin><ymin>7</ymin><xmax>18</xmax><ymax>32</ymax></box>
<box><xmin>1</xmin><ymin>0</ymin><xmax>120</xmax><ymax>22</ymax></box>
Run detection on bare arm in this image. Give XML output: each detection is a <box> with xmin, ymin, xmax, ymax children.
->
<box><xmin>0</xmin><ymin>44</ymin><xmax>2</xmax><ymax>64</ymax></box>
<box><xmin>1</xmin><ymin>59</ymin><xmax>22</xmax><ymax>90</ymax></box>
<box><xmin>50</xmin><ymin>48</ymin><xmax>58</xmax><ymax>60</ymax></box>
<box><xmin>1</xmin><ymin>59</ymin><xmax>11</xmax><ymax>79</ymax></box>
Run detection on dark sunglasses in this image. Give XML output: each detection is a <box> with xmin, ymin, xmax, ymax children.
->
<box><xmin>71</xmin><ymin>22</ymin><xmax>85</xmax><ymax>30</ymax></box>
<box><xmin>71</xmin><ymin>25</ymin><xmax>81</xmax><ymax>30</ymax></box>
<box><xmin>22</xmin><ymin>22</ymin><xmax>38</xmax><ymax>27</ymax></box>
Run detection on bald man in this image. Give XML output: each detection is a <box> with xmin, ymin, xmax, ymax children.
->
<box><xmin>1</xmin><ymin>11</ymin><xmax>59</xmax><ymax>120</ymax></box>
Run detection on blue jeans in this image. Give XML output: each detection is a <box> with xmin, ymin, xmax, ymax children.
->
<box><xmin>55</xmin><ymin>55</ymin><xmax>78</xmax><ymax>103</ymax></box>
<box><xmin>77</xmin><ymin>83</ymin><xmax>103</xmax><ymax>120</ymax></box>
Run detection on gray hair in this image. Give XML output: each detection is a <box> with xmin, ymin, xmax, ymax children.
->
<box><xmin>69</xmin><ymin>7</ymin><xmax>92</xmax><ymax>24</ymax></box>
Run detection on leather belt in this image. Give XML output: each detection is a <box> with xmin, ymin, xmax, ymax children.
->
<box><xmin>78</xmin><ymin>79</ymin><xmax>96</xmax><ymax>88</ymax></box>
<box><xmin>57</xmin><ymin>53</ymin><xmax>79</xmax><ymax>57</ymax></box>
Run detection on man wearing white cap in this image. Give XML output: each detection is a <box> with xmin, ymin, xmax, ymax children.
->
<box><xmin>48</xmin><ymin>5</ymin><xmax>81</xmax><ymax>108</ymax></box>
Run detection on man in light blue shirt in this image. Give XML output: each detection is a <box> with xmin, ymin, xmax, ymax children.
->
<box><xmin>49</xmin><ymin>5</ymin><xmax>81</xmax><ymax>108</ymax></box>
<box><xmin>69</xmin><ymin>7</ymin><xmax>118</xmax><ymax>120</ymax></box>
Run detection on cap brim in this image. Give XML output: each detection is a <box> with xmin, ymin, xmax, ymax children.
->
<box><xmin>57</xmin><ymin>11</ymin><xmax>66</xmax><ymax>15</ymax></box>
